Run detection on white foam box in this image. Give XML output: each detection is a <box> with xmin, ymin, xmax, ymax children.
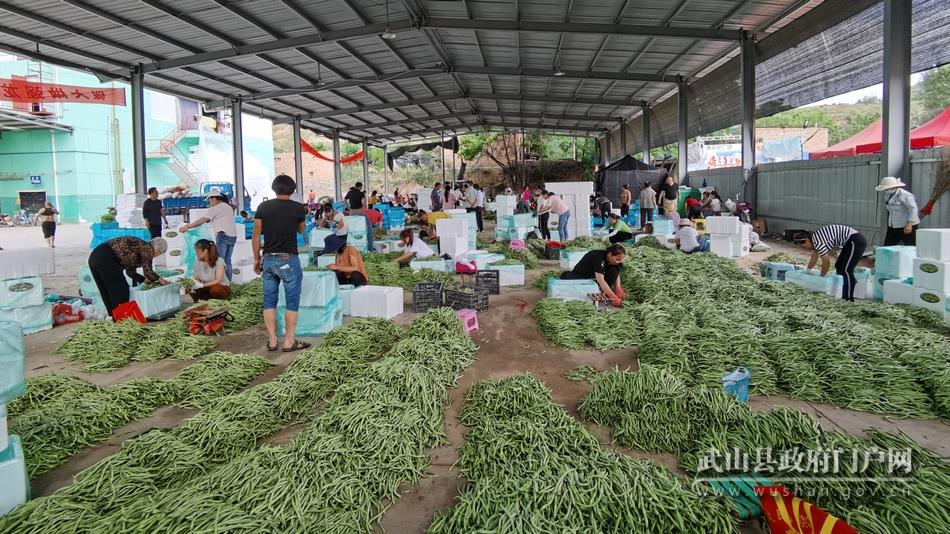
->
<box><xmin>0</xmin><ymin>276</ymin><xmax>44</xmax><ymax>309</ymax></box>
<box><xmin>495</xmin><ymin>195</ymin><xmax>517</xmax><ymax>207</ymax></box>
<box><xmin>0</xmin><ymin>405</ymin><xmax>6</xmax><ymax>452</ymax></box>
<box><xmin>883</xmin><ymin>278</ymin><xmax>915</xmax><ymax>305</ymax></box>
<box><xmin>0</xmin><ymin>435</ymin><xmax>28</xmax><ymax>515</ymax></box>
<box><xmin>350</xmin><ymin>286</ymin><xmax>404</xmax><ymax>319</ymax></box>
<box><xmin>492</xmin><ymin>264</ymin><xmax>525</xmax><ymax>286</ymax></box>
<box><xmin>874</xmin><ymin>245</ymin><xmax>916</xmax><ymax>278</ymax></box>
<box><xmin>544</xmin><ymin>181</ymin><xmax>594</xmax><ymax>196</ymax></box>
<box><xmin>189</xmin><ymin>208</ymin><xmax>210</xmax><ymax>223</ymax></box>
<box><xmin>280</xmin><ymin>271</ymin><xmax>339</xmax><ymax>307</ymax></box>
<box><xmin>911</xmin><ymin>286</ymin><xmax>947</xmax><ymax>313</ymax></box>
<box><xmin>444</xmin><ymin>208</ymin><xmax>468</xmax><ymax>215</ymax></box>
<box><xmin>232</xmin><ymin>241</ymin><xmax>254</xmax><ymax>266</ymax></box>
<box><xmin>310</xmin><ymin>228</ymin><xmax>333</xmax><ymax>248</ymax></box>
<box><xmin>164</xmin><ymin>249</ymin><xmax>184</xmax><ymax>267</ymax></box>
<box><xmin>160</xmin><ymin>230</ymin><xmax>185</xmax><ymax>250</ymax></box>
<box><xmin>6</xmin><ymin>303</ymin><xmax>53</xmax><ymax>334</ymax></box>
<box><xmin>436</xmin><ymin>218</ymin><xmax>468</xmax><ymax>237</ymax></box>
<box><xmin>916</xmin><ymin>229</ymin><xmax>950</xmax><ymax>261</ymax></box>
<box><xmin>339</xmin><ymin>284</ymin><xmax>355</xmax><ymax>316</ymax></box>
<box><xmin>706</xmin><ymin>216</ymin><xmax>742</xmax><ymax>234</ymax></box>
<box><xmin>316</xmin><ymin>255</ymin><xmax>335</xmax><ymax>269</ymax></box>
<box><xmin>560</xmin><ymin>250</ymin><xmax>591</xmax><ymax>270</ymax></box>
<box><xmin>230</xmin><ymin>266</ymin><xmax>260</xmax><ymax>284</ymax></box>
<box><xmin>409</xmin><ymin>258</ymin><xmax>453</xmax><ymax>273</ymax></box>
<box><xmin>0</xmin><ymin>248</ymin><xmax>55</xmax><ymax>279</ymax></box>
<box><xmin>912</xmin><ymin>258</ymin><xmax>950</xmax><ymax>292</ymax></box>
<box><xmin>439</xmin><ymin>234</ymin><xmax>469</xmax><ymax>257</ymax></box>
<box><xmin>343</xmin><ymin>215</ymin><xmax>368</xmax><ymax>232</ymax></box>
<box><xmin>786</xmin><ymin>270</ymin><xmax>843</xmax><ymax>297</ymax></box>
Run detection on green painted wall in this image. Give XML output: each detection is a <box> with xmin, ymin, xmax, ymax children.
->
<box><xmin>0</xmin><ymin>60</ymin><xmax>274</xmax><ymax>223</ymax></box>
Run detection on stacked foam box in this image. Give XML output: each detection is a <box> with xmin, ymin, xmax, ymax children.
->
<box><xmin>277</xmin><ymin>271</ymin><xmax>342</xmax><ymax>336</ymax></box>
<box><xmin>463</xmin><ymin>252</ymin><xmax>506</xmax><ymax>270</ymax></box>
<box><xmin>0</xmin><ymin>321</ymin><xmax>28</xmax><ymax>515</ymax></box>
<box><xmin>338</xmin><ymin>284</ymin><xmax>355</xmax><ymax>316</ymax></box>
<box><xmin>438</xmin><ymin>218</ymin><xmax>470</xmax><ymax>257</ymax></box>
<box><xmin>309</xmin><ymin>228</ymin><xmax>333</xmax><ymax>252</ymax></box>
<box><xmin>409</xmin><ymin>258</ymin><xmax>454</xmax><ymax>273</ymax></box>
<box><xmin>0</xmin><ymin>249</ymin><xmax>54</xmax><ymax>281</ymax></box>
<box><xmin>544</xmin><ymin>181</ymin><xmax>594</xmax><ymax>239</ymax></box>
<box><xmin>231</xmin><ymin>240</ymin><xmax>254</xmax><ymax>271</ymax></box>
<box><xmin>853</xmin><ymin>267</ymin><xmax>873</xmax><ymax>300</ymax></box>
<box><xmin>495</xmin><ymin>195</ymin><xmax>517</xmax><ymax>218</ymax></box>
<box><xmin>910</xmin><ymin>230</ymin><xmax>950</xmax><ymax>314</ymax></box>
<box><xmin>761</xmin><ymin>262</ymin><xmax>798</xmax><ymax>282</ymax></box>
<box><xmin>495</xmin><ymin>213</ymin><xmax>537</xmax><ymax>242</ymax></box>
<box><xmin>1</xmin><ymin>276</ymin><xmax>52</xmax><ymax>335</ymax></box>
<box><xmin>344</xmin><ymin>215</ymin><xmax>369</xmax><ymax>252</ymax></box>
<box><xmin>350</xmin><ymin>286</ymin><xmax>404</xmax><ymax>319</ymax></box>
<box><xmin>115</xmin><ymin>193</ymin><xmax>147</xmax><ymax>228</ymax></box>
<box><xmin>385</xmin><ymin>208</ymin><xmax>406</xmax><ymax>231</ymax></box>
<box><xmin>873</xmin><ymin>245</ymin><xmax>916</xmax><ymax>300</ymax></box>
<box><xmin>707</xmin><ymin>216</ymin><xmax>749</xmax><ymax>258</ymax></box>
<box><xmin>449</xmin><ymin>211</ymin><xmax>479</xmax><ymax>249</ymax></box>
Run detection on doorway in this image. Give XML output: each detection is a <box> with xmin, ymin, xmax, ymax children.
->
<box><xmin>19</xmin><ymin>191</ymin><xmax>47</xmax><ymax>211</ymax></box>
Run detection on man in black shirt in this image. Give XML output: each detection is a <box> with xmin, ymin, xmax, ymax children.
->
<box><xmin>142</xmin><ymin>187</ymin><xmax>168</xmax><ymax>239</ymax></box>
<box><xmin>253</xmin><ymin>174</ymin><xmax>310</xmax><ymax>353</ymax></box>
<box><xmin>657</xmin><ymin>174</ymin><xmax>679</xmax><ymax>215</ymax></box>
<box><xmin>560</xmin><ymin>244</ymin><xmax>627</xmax><ymax>307</ymax></box>
<box><xmin>343</xmin><ymin>181</ymin><xmax>373</xmax><ymax>249</ymax></box>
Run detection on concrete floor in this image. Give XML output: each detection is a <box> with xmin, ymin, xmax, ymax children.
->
<box><xmin>10</xmin><ymin>224</ymin><xmax>950</xmax><ymax>532</ymax></box>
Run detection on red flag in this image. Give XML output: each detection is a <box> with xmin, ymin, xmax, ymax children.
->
<box><xmin>756</xmin><ymin>485</ymin><xmax>858</xmax><ymax>534</ymax></box>
<box><xmin>300</xmin><ymin>139</ymin><xmax>363</xmax><ymax>164</ymax></box>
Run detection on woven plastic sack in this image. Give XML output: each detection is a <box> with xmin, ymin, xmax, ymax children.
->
<box><xmin>130</xmin><ymin>283</ymin><xmax>182</xmax><ymax>318</ymax></box>
<box><xmin>0</xmin><ymin>321</ymin><xmax>25</xmax><ymax>403</ymax></box>
<box><xmin>279</xmin><ymin>271</ymin><xmax>339</xmax><ymax>307</ymax></box>
<box><xmin>0</xmin><ymin>277</ymin><xmax>44</xmax><ymax>309</ymax></box>
<box><xmin>277</xmin><ymin>299</ymin><xmax>342</xmax><ymax>337</ymax></box>
<box><xmin>5</xmin><ymin>304</ymin><xmax>52</xmax><ymax>335</ymax></box>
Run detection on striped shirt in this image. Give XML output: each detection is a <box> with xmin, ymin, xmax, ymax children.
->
<box><xmin>811</xmin><ymin>225</ymin><xmax>857</xmax><ymax>256</ymax></box>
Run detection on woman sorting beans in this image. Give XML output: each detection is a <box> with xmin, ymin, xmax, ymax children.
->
<box><xmin>189</xmin><ymin>239</ymin><xmax>231</xmax><ymax>301</ymax></box>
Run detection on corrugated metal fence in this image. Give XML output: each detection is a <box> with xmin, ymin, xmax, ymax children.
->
<box><xmin>688</xmin><ymin>147</ymin><xmax>945</xmax><ymax>245</ymax></box>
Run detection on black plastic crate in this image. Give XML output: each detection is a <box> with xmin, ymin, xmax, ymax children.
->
<box><xmin>544</xmin><ymin>245</ymin><xmax>562</xmax><ymax>260</ymax></box>
<box><xmin>412</xmin><ymin>282</ymin><xmax>443</xmax><ymax>313</ymax></box>
<box><xmin>442</xmin><ymin>284</ymin><xmax>489</xmax><ymax>312</ymax></box>
<box><xmin>475</xmin><ymin>270</ymin><xmax>500</xmax><ymax>295</ymax></box>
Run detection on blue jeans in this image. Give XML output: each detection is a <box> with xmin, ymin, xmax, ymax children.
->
<box><xmin>262</xmin><ymin>254</ymin><xmax>302</xmax><ymax>311</ymax></box>
<box><xmin>362</xmin><ymin>213</ymin><xmax>374</xmax><ymax>250</ymax></box>
<box><xmin>215</xmin><ymin>232</ymin><xmax>237</xmax><ymax>281</ymax></box>
<box><xmin>557</xmin><ymin>211</ymin><xmax>571</xmax><ymax>241</ymax></box>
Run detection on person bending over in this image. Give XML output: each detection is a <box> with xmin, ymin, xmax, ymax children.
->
<box><xmin>560</xmin><ymin>244</ymin><xmax>626</xmax><ymax>307</ymax></box>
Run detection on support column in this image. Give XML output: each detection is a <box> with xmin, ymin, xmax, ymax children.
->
<box><xmin>332</xmin><ymin>133</ymin><xmax>342</xmax><ymax>199</ymax></box>
<box><xmin>441</xmin><ymin>132</ymin><xmax>446</xmax><ymax>183</ymax></box>
<box><xmin>618</xmin><ymin>119</ymin><xmax>626</xmax><ymax>158</ymax></box>
<box><xmin>361</xmin><ymin>139</ymin><xmax>370</xmax><ymax>191</ymax></box>
<box><xmin>605</xmin><ymin>130</ymin><xmax>611</xmax><ymax>164</ymax></box>
<box><xmin>740</xmin><ymin>31</ymin><xmax>756</xmax><ymax>175</ymax></box>
<box><xmin>642</xmin><ymin>104</ymin><xmax>651</xmax><ymax>164</ymax></box>
<box><xmin>677</xmin><ymin>78</ymin><xmax>688</xmax><ymax>182</ymax></box>
<box><xmin>383</xmin><ymin>145</ymin><xmax>389</xmax><ymax>193</ymax></box>
<box><xmin>292</xmin><ymin>117</ymin><xmax>303</xmax><ymax>197</ymax></box>
<box><xmin>231</xmin><ymin>98</ymin><xmax>245</xmax><ymax>208</ymax></box>
<box><xmin>882</xmin><ymin>0</ymin><xmax>912</xmax><ymax>181</ymax></box>
<box><xmin>572</xmin><ymin>136</ymin><xmax>577</xmax><ymax>160</ymax></box>
<box><xmin>130</xmin><ymin>66</ymin><xmax>147</xmax><ymax>194</ymax></box>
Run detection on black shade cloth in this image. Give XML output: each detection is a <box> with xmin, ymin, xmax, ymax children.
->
<box><xmin>387</xmin><ymin>137</ymin><xmax>459</xmax><ymax>170</ymax></box>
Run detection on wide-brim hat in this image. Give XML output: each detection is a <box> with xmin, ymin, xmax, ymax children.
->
<box><xmin>204</xmin><ymin>188</ymin><xmax>229</xmax><ymax>201</ymax></box>
<box><xmin>678</xmin><ymin>219</ymin><xmax>694</xmax><ymax>227</ymax></box>
<box><xmin>323</xmin><ymin>234</ymin><xmax>347</xmax><ymax>255</ymax></box>
<box><xmin>875</xmin><ymin>176</ymin><xmax>906</xmax><ymax>191</ymax></box>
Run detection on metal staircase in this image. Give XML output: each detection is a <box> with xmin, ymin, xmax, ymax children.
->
<box><xmin>147</xmin><ymin>126</ymin><xmax>203</xmax><ymax>188</ymax></box>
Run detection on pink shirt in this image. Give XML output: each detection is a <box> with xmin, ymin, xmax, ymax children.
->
<box><xmin>548</xmin><ymin>196</ymin><xmax>569</xmax><ymax>215</ymax></box>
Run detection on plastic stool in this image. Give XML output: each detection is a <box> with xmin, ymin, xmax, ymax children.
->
<box><xmin>457</xmin><ymin>309</ymin><xmax>479</xmax><ymax>333</ymax></box>
<box><xmin>509</xmin><ymin>239</ymin><xmax>525</xmax><ymax>251</ymax></box>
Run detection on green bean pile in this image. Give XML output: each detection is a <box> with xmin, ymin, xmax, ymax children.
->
<box><xmin>6</xmin><ymin>373</ymin><xmax>99</xmax><ymax>416</ymax></box>
<box><xmin>365</xmin><ymin>261</ymin><xmax>456</xmax><ymax>291</ymax></box>
<box><xmin>486</xmin><ymin>243</ymin><xmax>540</xmax><ymax>269</ymax></box>
<box><xmin>361</xmin><ymin>251</ymin><xmax>404</xmax><ymax>263</ymax></box>
<box><xmin>534</xmin><ymin>245</ymin><xmax>950</xmax><ymax>419</ymax></box>
<box><xmin>0</xmin><ymin>319</ymin><xmax>401</xmax><ymax>531</ymax></box>
<box><xmin>488</xmin><ymin>258</ymin><xmax>524</xmax><ymax>266</ymax></box>
<box><xmin>631</xmin><ymin>235</ymin><xmax>667</xmax><ymax>249</ymax></box>
<box><xmin>9</xmin><ymin>352</ymin><xmax>270</xmax><ymax>476</ymax></box>
<box><xmin>3</xmin><ymin>310</ymin><xmax>475</xmax><ymax>532</ymax></box>
<box><xmin>563</xmin><ymin>235</ymin><xmax>607</xmax><ymax>251</ymax></box>
<box><xmin>762</xmin><ymin>251</ymin><xmax>805</xmax><ymax>265</ymax></box>
<box><xmin>564</xmin><ymin>365</ymin><xmax>602</xmax><ymax>382</ymax></box>
<box><xmin>579</xmin><ymin>367</ymin><xmax>950</xmax><ymax>534</ymax></box>
<box><xmin>427</xmin><ymin>374</ymin><xmax>738</xmax><ymax>533</ymax></box>
<box><xmin>526</xmin><ymin>238</ymin><xmax>547</xmax><ymax>257</ymax></box>
<box><xmin>57</xmin><ymin>319</ymin><xmax>215</xmax><ymax>372</ymax></box>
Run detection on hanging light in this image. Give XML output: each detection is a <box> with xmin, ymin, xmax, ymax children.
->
<box><xmin>381</xmin><ymin>0</ymin><xmax>397</xmax><ymax>39</ymax></box>
<box><xmin>553</xmin><ymin>65</ymin><xmax>566</xmax><ymax>77</ymax></box>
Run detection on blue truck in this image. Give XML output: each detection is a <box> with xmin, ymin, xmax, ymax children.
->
<box><xmin>161</xmin><ymin>182</ymin><xmax>251</xmax><ymax>215</ymax></box>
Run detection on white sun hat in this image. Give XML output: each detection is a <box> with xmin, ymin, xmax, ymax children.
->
<box><xmin>875</xmin><ymin>176</ymin><xmax>906</xmax><ymax>192</ymax></box>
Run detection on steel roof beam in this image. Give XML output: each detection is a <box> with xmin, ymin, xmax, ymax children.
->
<box><xmin>338</xmin><ymin>110</ymin><xmax>617</xmax><ymax>134</ymax></box>
<box><xmin>372</xmin><ymin>122</ymin><xmax>603</xmax><ymax>142</ymax></box>
<box><xmin>453</xmin><ymin>65</ymin><xmax>676</xmax><ymax>83</ymax></box>
<box><xmin>425</xmin><ymin>17</ymin><xmax>743</xmax><ymax>41</ymax></box>
<box><xmin>277</xmin><ymin>93</ymin><xmax>467</xmax><ymax>122</ymax></box>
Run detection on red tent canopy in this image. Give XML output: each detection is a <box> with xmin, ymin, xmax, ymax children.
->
<box><xmin>809</xmin><ymin>118</ymin><xmax>883</xmax><ymax>159</ymax></box>
<box><xmin>855</xmin><ymin>105</ymin><xmax>950</xmax><ymax>154</ymax></box>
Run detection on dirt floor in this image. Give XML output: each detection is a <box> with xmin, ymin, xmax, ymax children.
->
<box><xmin>10</xmin><ymin>223</ymin><xmax>950</xmax><ymax>533</ymax></box>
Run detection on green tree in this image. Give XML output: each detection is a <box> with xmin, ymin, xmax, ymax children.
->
<box><xmin>919</xmin><ymin>64</ymin><xmax>950</xmax><ymax>124</ymax></box>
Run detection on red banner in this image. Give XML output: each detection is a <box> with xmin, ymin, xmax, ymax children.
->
<box><xmin>0</xmin><ymin>77</ymin><xmax>126</xmax><ymax>106</ymax></box>
<box><xmin>301</xmin><ymin>139</ymin><xmax>363</xmax><ymax>164</ymax></box>
<box><xmin>757</xmin><ymin>485</ymin><xmax>857</xmax><ymax>534</ymax></box>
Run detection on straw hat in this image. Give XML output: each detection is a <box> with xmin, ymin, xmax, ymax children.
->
<box><xmin>204</xmin><ymin>188</ymin><xmax>229</xmax><ymax>201</ymax></box>
<box><xmin>875</xmin><ymin>176</ymin><xmax>906</xmax><ymax>192</ymax></box>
